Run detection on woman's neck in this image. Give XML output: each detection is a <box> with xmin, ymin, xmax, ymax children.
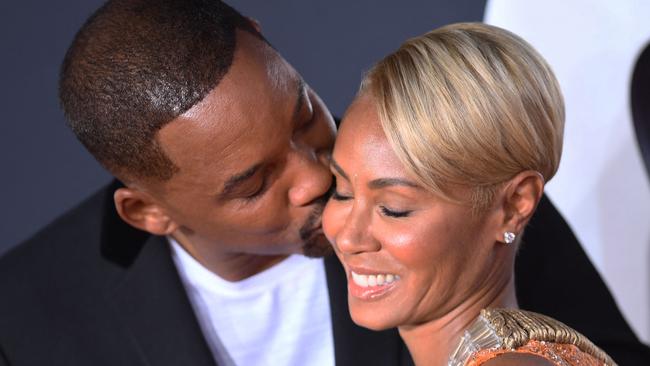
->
<box><xmin>398</xmin><ymin>270</ymin><xmax>518</xmax><ymax>366</ymax></box>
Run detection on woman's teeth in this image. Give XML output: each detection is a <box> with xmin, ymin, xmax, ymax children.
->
<box><xmin>351</xmin><ymin>271</ymin><xmax>400</xmax><ymax>287</ymax></box>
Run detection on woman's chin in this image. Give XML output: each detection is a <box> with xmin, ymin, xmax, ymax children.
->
<box><xmin>348</xmin><ymin>303</ymin><xmax>399</xmax><ymax>331</ymax></box>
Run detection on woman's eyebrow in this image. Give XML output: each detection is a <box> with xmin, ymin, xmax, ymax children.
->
<box><xmin>367</xmin><ymin>177</ymin><xmax>419</xmax><ymax>189</ymax></box>
<box><xmin>330</xmin><ymin>157</ymin><xmax>419</xmax><ymax>189</ymax></box>
<box><xmin>329</xmin><ymin>157</ymin><xmax>349</xmax><ymax>180</ymax></box>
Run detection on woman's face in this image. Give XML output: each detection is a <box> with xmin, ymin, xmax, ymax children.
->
<box><xmin>322</xmin><ymin>95</ymin><xmax>509</xmax><ymax>330</ymax></box>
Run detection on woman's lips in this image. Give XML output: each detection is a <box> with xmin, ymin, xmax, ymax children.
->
<box><xmin>347</xmin><ymin>269</ymin><xmax>400</xmax><ymax>300</ymax></box>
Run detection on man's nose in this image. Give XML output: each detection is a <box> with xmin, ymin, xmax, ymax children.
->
<box><xmin>287</xmin><ymin>149</ymin><xmax>332</xmax><ymax>207</ymax></box>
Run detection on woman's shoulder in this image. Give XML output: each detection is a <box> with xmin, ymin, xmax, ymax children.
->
<box><xmin>449</xmin><ymin>308</ymin><xmax>616</xmax><ymax>366</ymax></box>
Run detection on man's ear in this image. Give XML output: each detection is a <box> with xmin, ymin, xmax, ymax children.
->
<box><xmin>246</xmin><ymin>16</ymin><xmax>262</xmax><ymax>33</ymax></box>
<box><xmin>495</xmin><ymin>171</ymin><xmax>545</xmax><ymax>243</ymax></box>
<box><xmin>113</xmin><ymin>187</ymin><xmax>178</xmax><ymax>236</ymax></box>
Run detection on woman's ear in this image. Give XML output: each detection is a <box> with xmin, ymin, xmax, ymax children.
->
<box><xmin>113</xmin><ymin>187</ymin><xmax>179</xmax><ymax>236</ymax></box>
<box><xmin>495</xmin><ymin>171</ymin><xmax>545</xmax><ymax>244</ymax></box>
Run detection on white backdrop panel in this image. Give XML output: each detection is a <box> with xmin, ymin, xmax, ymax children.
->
<box><xmin>486</xmin><ymin>0</ymin><xmax>650</xmax><ymax>343</ymax></box>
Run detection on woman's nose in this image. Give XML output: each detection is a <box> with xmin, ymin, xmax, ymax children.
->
<box><xmin>334</xmin><ymin>204</ymin><xmax>381</xmax><ymax>255</ymax></box>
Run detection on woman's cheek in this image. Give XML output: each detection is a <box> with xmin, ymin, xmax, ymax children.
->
<box><xmin>375</xmin><ymin>219</ymin><xmax>439</xmax><ymax>265</ymax></box>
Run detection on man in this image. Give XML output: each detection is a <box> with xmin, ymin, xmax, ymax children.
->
<box><xmin>0</xmin><ymin>1</ymin><xmax>647</xmax><ymax>365</ymax></box>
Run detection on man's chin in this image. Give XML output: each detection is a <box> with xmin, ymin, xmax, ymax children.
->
<box><xmin>301</xmin><ymin>234</ymin><xmax>334</xmax><ymax>258</ymax></box>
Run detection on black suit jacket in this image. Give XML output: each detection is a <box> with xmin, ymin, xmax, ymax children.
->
<box><xmin>0</xmin><ymin>181</ymin><xmax>648</xmax><ymax>365</ymax></box>
<box><xmin>0</xmin><ymin>181</ymin><xmax>410</xmax><ymax>366</ymax></box>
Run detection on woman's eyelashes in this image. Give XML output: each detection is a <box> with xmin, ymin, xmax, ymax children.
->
<box><xmin>379</xmin><ymin>206</ymin><xmax>412</xmax><ymax>218</ymax></box>
<box><xmin>329</xmin><ymin>176</ymin><xmax>352</xmax><ymax>201</ymax></box>
<box><xmin>330</xmin><ymin>184</ymin><xmax>413</xmax><ymax>218</ymax></box>
<box><xmin>331</xmin><ymin>190</ymin><xmax>352</xmax><ymax>201</ymax></box>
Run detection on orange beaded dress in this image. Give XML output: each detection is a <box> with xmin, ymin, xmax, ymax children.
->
<box><xmin>447</xmin><ymin>308</ymin><xmax>616</xmax><ymax>366</ymax></box>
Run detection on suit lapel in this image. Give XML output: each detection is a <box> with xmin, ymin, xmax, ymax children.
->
<box><xmin>108</xmin><ymin>235</ymin><xmax>216</xmax><ymax>366</ymax></box>
<box><xmin>99</xmin><ymin>182</ymin><xmax>215</xmax><ymax>366</ymax></box>
<box><xmin>324</xmin><ymin>255</ymin><xmax>413</xmax><ymax>366</ymax></box>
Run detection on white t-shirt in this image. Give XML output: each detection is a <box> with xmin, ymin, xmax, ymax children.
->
<box><xmin>169</xmin><ymin>238</ymin><xmax>335</xmax><ymax>366</ymax></box>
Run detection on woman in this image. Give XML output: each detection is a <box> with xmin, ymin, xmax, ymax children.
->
<box><xmin>322</xmin><ymin>23</ymin><xmax>616</xmax><ymax>365</ymax></box>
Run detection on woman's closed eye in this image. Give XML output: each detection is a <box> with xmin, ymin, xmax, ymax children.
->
<box><xmin>331</xmin><ymin>189</ymin><xmax>413</xmax><ymax>218</ymax></box>
<box><xmin>379</xmin><ymin>205</ymin><xmax>412</xmax><ymax>218</ymax></box>
<box><xmin>331</xmin><ymin>189</ymin><xmax>352</xmax><ymax>201</ymax></box>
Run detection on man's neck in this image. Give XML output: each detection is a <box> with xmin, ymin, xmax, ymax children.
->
<box><xmin>170</xmin><ymin>233</ymin><xmax>288</xmax><ymax>282</ymax></box>
<box><xmin>202</xmin><ymin>253</ymin><xmax>289</xmax><ymax>282</ymax></box>
<box><xmin>398</xmin><ymin>271</ymin><xmax>518</xmax><ymax>366</ymax></box>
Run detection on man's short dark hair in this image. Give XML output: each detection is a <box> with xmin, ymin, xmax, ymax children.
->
<box><xmin>59</xmin><ymin>0</ymin><xmax>262</xmax><ymax>181</ymax></box>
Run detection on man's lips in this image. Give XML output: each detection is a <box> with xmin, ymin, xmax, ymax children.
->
<box><xmin>299</xmin><ymin>207</ymin><xmax>324</xmax><ymax>241</ymax></box>
<box><xmin>299</xmin><ymin>203</ymin><xmax>325</xmax><ymax>240</ymax></box>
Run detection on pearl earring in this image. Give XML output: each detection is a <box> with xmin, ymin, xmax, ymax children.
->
<box><xmin>504</xmin><ymin>232</ymin><xmax>516</xmax><ymax>244</ymax></box>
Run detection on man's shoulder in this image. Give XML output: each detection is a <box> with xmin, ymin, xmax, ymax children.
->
<box><xmin>0</xmin><ymin>182</ymin><xmax>121</xmax><ymax>308</ymax></box>
<box><xmin>1</xmin><ymin>184</ymin><xmax>108</xmax><ymax>270</ymax></box>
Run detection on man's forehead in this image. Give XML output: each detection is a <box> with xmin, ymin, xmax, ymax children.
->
<box><xmin>157</xmin><ymin>108</ymin><xmax>276</xmax><ymax>195</ymax></box>
<box><xmin>224</xmin><ymin>30</ymin><xmax>299</xmax><ymax>102</ymax></box>
<box><xmin>157</xmin><ymin>31</ymin><xmax>306</xmax><ymax>191</ymax></box>
<box><xmin>179</xmin><ymin>30</ymin><xmax>300</xmax><ymax>124</ymax></box>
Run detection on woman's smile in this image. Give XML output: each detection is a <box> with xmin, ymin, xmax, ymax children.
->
<box><xmin>346</xmin><ymin>265</ymin><xmax>401</xmax><ymax>300</ymax></box>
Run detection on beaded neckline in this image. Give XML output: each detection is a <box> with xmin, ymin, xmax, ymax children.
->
<box><xmin>447</xmin><ymin>308</ymin><xmax>616</xmax><ymax>366</ymax></box>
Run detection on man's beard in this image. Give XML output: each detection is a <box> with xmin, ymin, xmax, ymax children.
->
<box><xmin>302</xmin><ymin>232</ymin><xmax>333</xmax><ymax>258</ymax></box>
<box><xmin>298</xmin><ymin>198</ymin><xmax>333</xmax><ymax>258</ymax></box>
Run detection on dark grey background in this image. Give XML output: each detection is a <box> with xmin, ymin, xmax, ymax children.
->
<box><xmin>0</xmin><ymin>0</ymin><xmax>486</xmax><ymax>254</ymax></box>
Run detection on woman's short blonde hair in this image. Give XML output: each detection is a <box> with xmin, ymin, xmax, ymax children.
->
<box><xmin>361</xmin><ymin>23</ymin><xmax>565</xmax><ymax>209</ymax></box>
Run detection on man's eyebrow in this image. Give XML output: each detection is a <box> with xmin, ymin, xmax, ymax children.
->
<box><xmin>220</xmin><ymin>163</ymin><xmax>262</xmax><ymax>197</ymax></box>
<box><xmin>329</xmin><ymin>158</ymin><xmax>349</xmax><ymax>180</ymax></box>
<box><xmin>368</xmin><ymin>178</ymin><xmax>420</xmax><ymax>190</ymax></box>
<box><xmin>292</xmin><ymin>78</ymin><xmax>307</xmax><ymax>123</ymax></box>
